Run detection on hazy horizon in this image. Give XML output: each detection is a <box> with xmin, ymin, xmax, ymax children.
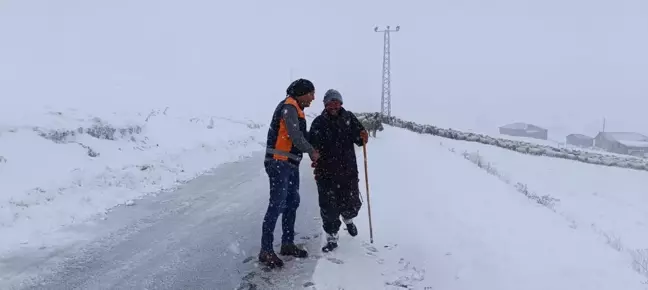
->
<box><xmin>1</xmin><ymin>0</ymin><xmax>646</xmax><ymax>138</ymax></box>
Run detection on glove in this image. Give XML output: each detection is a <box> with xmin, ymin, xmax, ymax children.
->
<box><xmin>310</xmin><ymin>149</ymin><xmax>320</xmax><ymax>162</ymax></box>
<box><xmin>360</xmin><ymin>130</ymin><xmax>369</xmax><ymax>144</ymax></box>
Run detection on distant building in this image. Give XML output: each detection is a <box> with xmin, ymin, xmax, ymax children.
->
<box><xmin>566</xmin><ymin>134</ymin><xmax>594</xmax><ymax>147</ymax></box>
<box><xmin>593</xmin><ymin>132</ymin><xmax>648</xmax><ymax>156</ymax></box>
<box><xmin>499</xmin><ymin>122</ymin><xmax>548</xmax><ymax>140</ymax></box>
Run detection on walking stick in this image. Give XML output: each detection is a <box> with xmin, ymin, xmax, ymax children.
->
<box><xmin>362</xmin><ymin>139</ymin><xmax>374</xmax><ymax>244</ymax></box>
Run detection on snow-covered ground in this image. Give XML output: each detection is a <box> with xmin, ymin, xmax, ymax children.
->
<box><xmin>437</xmin><ymin>133</ymin><xmax>648</xmax><ymax>280</ymax></box>
<box><xmin>0</xmin><ymin>106</ymin><xmax>267</xmax><ymax>256</ymax></box>
<box><xmin>312</xmin><ymin>125</ymin><xmax>647</xmax><ymax>290</ymax></box>
<box><xmin>4</xmin><ymin>107</ymin><xmax>648</xmax><ymax>289</ymax></box>
<box><xmin>0</xmin><ymin>108</ymin><xmax>648</xmax><ymax>290</ymax></box>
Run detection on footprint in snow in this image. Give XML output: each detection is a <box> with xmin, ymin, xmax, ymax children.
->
<box><xmin>362</xmin><ymin>242</ymin><xmax>378</xmax><ymax>253</ymax></box>
<box><xmin>303</xmin><ymin>281</ymin><xmax>315</xmax><ymax>288</ymax></box>
<box><xmin>326</xmin><ymin>257</ymin><xmax>344</xmax><ymax>264</ymax></box>
<box><xmin>390</xmin><ymin>258</ymin><xmax>426</xmax><ymax>288</ymax></box>
<box><xmin>301</xmin><ymin>232</ymin><xmax>321</xmax><ymax>240</ymax></box>
<box><xmin>242</xmin><ymin>256</ymin><xmax>255</xmax><ymax>264</ymax></box>
<box><xmin>383</xmin><ymin>243</ymin><xmax>398</xmax><ymax>250</ymax></box>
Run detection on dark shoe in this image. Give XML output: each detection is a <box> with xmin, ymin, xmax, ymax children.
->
<box><xmin>346</xmin><ymin>223</ymin><xmax>358</xmax><ymax>237</ymax></box>
<box><xmin>258</xmin><ymin>250</ymin><xmax>284</xmax><ymax>268</ymax></box>
<box><xmin>322</xmin><ymin>242</ymin><xmax>338</xmax><ymax>252</ymax></box>
<box><xmin>279</xmin><ymin>244</ymin><xmax>308</xmax><ymax>258</ymax></box>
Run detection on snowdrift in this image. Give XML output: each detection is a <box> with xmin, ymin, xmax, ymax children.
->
<box><xmin>0</xmin><ymin>107</ymin><xmax>266</xmax><ymax>254</ymax></box>
<box><xmin>356</xmin><ymin>112</ymin><xmax>648</xmax><ymax>172</ymax></box>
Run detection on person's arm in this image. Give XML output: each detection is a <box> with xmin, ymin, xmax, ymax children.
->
<box><xmin>348</xmin><ymin>112</ymin><xmax>367</xmax><ymax>147</ymax></box>
<box><xmin>308</xmin><ymin>117</ymin><xmax>323</xmax><ymax>168</ymax></box>
<box><xmin>282</xmin><ymin>105</ymin><xmax>315</xmax><ymax>154</ymax></box>
<box><xmin>308</xmin><ymin>116</ymin><xmax>322</xmax><ymax>151</ymax></box>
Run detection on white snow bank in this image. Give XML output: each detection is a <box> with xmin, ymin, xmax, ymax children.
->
<box><xmin>435</xmin><ymin>132</ymin><xmax>648</xmax><ymax>279</ymax></box>
<box><xmin>357</xmin><ymin>112</ymin><xmax>648</xmax><ymax>172</ymax></box>
<box><xmin>312</xmin><ymin>126</ymin><xmax>645</xmax><ymax>290</ymax></box>
<box><xmin>0</xmin><ymin>107</ymin><xmax>266</xmax><ymax>255</ymax></box>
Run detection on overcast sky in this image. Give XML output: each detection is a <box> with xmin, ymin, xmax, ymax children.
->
<box><xmin>1</xmin><ymin>0</ymin><xmax>646</xmax><ymax>137</ymax></box>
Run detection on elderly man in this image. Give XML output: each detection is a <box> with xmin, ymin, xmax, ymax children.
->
<box><xmin>308</xmin><ymin>89</ymin><xmax>368</xmax><ymax>252</ymax></box>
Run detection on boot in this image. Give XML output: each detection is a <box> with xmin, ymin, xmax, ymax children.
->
<box><xmin>346</xmin><ymin>223</ymin><xmax>358</xmax><ymax>237</ymax></box>
<box><xmin>279</xmin><ymin>244</ymin><xmax>308</xmax><ymax>258</ymax></box>
<box><xmin>258</xmin><ymin>250</ymin><xmax>284</xmax><ymax>268</ymax></box>
<box><xmin>343</xmin><ymin>218</ymin><xmax>358</xmax><ymax>237</ymax></box>
<box><xmin>322</xmin><ymin>232</ymin><xmax>339</xmax><ymax>252</ymax></box>
<box><xmin>322</xmin><ymin>241</ymin><xmax>338</xmax><ymax>252</ymax></box>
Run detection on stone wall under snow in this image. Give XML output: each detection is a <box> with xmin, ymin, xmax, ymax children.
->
<box><xmin>356</xmin><ymin>112</ymin><xmax>648</xmax><ymax>172</ymax></box>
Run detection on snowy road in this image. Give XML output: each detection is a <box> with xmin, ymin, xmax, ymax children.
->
<box><xmin>1</xmin><ymin>152</ymin><xmax>323</xmax><ymax>290</ymax></box>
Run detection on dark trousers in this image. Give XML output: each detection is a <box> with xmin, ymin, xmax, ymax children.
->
<box><xmin>316</xmin><ymin>176</ymin><xmax>362</xmax><ymax>235</ymax></box>
<box><xmin>261</xmin><ymin>160</ymin><xmax>300</xmax><ymax>252</ymax></box>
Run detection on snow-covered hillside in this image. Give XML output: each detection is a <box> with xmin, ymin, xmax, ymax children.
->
<box><xmin>313</xmin><ymin>125</ymin><xmax>647</xmax><ymax>289</ymax></box>
<box><xmin>0</xmin><ymin>107</ymin><xmax>267</xmax><ymax>255</ymax></box>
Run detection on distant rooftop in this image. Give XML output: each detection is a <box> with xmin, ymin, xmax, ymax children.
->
<box><xmin>599</xmin><ymin>132</ymin><xmax>648</xmax><ymax>148</ymax></box>
<box><xmin>619</xmin><ymin>140</ymin><xmax>648</xmax><ymax>148</ymax></box>
<box><xmin>500</xmin><ymin>122</ymin><xmax>545</xmax><ymax>131</ymax></box>
<box><xmin>599</xmin><ymin>132</ymin><xmax>648</xmax><ymax>142</ymax></box>
<box><xmin>567</xmin><ymin>133</ymin><xmax>592</xmax><ymax>140</ymax></box>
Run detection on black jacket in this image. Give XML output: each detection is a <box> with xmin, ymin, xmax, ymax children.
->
<box><xmin>309</xmin><ymin>107</ymin><xmax>366</xmax><ymax>180</ymax></box>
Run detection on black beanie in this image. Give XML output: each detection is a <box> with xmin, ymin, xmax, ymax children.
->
<box><xmin>286</xmin><ymin>78</ymin><xmax>315</xmax><ymax>97</ymax></box>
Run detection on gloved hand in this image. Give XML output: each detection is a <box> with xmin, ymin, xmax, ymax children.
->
<box><xmin>360</xmin><ymin>130</ymin><xmax>369</xmax><ymax>144</ymax></box>
<box><xmin>310</xmin><ymin>150</ymin><xmax>320</xmax><ymax>162</ymax></box>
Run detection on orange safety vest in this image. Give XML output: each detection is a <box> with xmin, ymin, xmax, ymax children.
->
<box><xmin>265</xmin><ymin>97</ymin><xmax>308</xmax><ymax>165</ymax></box>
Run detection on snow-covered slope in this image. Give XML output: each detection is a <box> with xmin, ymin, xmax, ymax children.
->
<box><xmin>312</xmin><ymin>125</ymin><xmax>646</xmax><ymax>290</ymax></box>
<box><xmin>441</xmin><ymin>134</ymin><xmax>648</xmax><ymax>279</ymax></box>
<box><xmin>0</xmin><ymin>107</ymin><xmax>266</xmax><ymax>255</ymax></box>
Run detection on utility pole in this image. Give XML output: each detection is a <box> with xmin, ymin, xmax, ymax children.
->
<box><xmin>374</xmin><ymin>25</ymin><xmax>400</xmax><ymax>118</ymax></box>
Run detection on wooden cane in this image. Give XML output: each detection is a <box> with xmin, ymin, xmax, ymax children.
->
<box><xmin>362</xmin><ymin>139</ymin><xmax>374</xmax><ymax>244</ymax></box>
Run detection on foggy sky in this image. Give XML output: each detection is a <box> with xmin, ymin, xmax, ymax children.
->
<box><xmin>1</xmin><ymin>0</ymin><xmax>646</xmax><ymax>138</ymax></box>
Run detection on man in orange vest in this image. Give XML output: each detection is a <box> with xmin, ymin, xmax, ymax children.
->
<box><xmin>259</xmin><ymin>78</ymin><xmax>320</xmax><ymax>268</ymax></box>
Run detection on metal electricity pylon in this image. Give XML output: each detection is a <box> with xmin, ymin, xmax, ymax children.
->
<box><xmin>374</xmin><ymin>25</ymin><xmax>400</xmax><ymax>117</ymax></box>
